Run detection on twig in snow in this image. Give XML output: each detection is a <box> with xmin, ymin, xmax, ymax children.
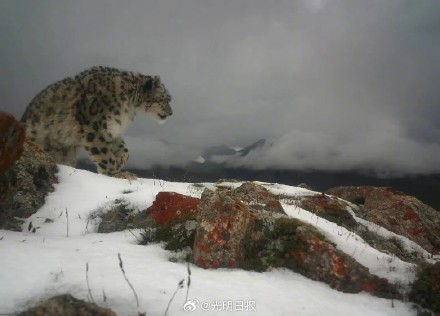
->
<box><xmin>27</xmin><ymin>221</ymin><xmax>40</xmax><ymax>233</ymax></box>
<box><xmin>51</xmin><ymin>268</ymin><xmax>64</xmax><ymax>282</ymax></box>
<box><xmin>66</xmin><ymin>208</ymin><xmax>69</xmax><ymax>238</ymax></box>
<box><xmin>128</xmin><ymin>228</ymin><xmax>141</xmax><ymax>243</ymax></box>
<box><xmin>164</xmin><ymin>279</ymin><xmax>184</xmax><ymax>316</ymax></box>
<box><xmin>185</xmin><ymin>263</ymin><xmax>192</xmax><ymax>302</ymax></box>
<box><xmin>118</xmin><ymin>253</ymin><xmax>140</xmax><ymax>308</ymax></box>
<box><xmin>86</xmin><ymin>263</ymin><xmax>95</xmax><ymax>304</ymax></box>
<box><xmin>102</xmin><ymin>288</ymin><xmax>107</xmax><ymax>304</ymax></box>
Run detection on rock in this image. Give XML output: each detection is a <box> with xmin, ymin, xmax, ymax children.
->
<box><xmin>326</xmin><ymin>186</ymin><xmax>440</xmax><ymax>254</ymax></box>
<box><xmin>112</xmin><ymin>171</ymin><xmax>138</xmax><ymax>180</ymax></box>
<box><xmin>326</xmin><ymin>186</ymin><xmax>373</xmax><ymax>206</ymax></box>
<box><xmin>297</xmin><ymin>183</ymin><xmax>313</xmax><ymax>190</ymax></box>
<box><xmin>18</xmin><ymin>294</ymin><xmax>115</xmax><ymax>316</ymax></box>
<box><xmin>264</xmin><ymin>199</ymin><xmax>285</xmax><ymax>214</ymax></box>
<box><xmin>94</xmin><ymin>192</ymin><xmax>201</xmax><ymax>252</ymax></box>
<box><xmin>139</xmin><ymin>183</ymin><xmax>398</xmax><ymax>298</ymax></box>
<box><xmin>147</xmin><ymin>192</ymin><xmax>200</xmax><ymax>225</ymax></box>
<box><xmin>97</xmin><ymin>199</ymin><xmax>150</xmax><ymax>233</ymax></box>
<box><xmin>242</xmin><ymin>217</ymin><xmax>398</xmax><ymax>298</ymax></box>
<box><xmin>192</xmin><ymin>187</ymin><xmax>398</xmax><ymax>298</ymax></box>
<box><xmin>142</xmin><ymin>192</ymin><xmax>200</xmax><ymax>251</ymax></box>
<box><xmin>0</xmin><ymin>112</ymin><xmax>25</xmax><ymax>176</ymax></box>
<box><xmin>409</xmin><ymin>262</ymin><xmax>440</xmax><ymax>314</ymax></box>
<box><xmin>0</xmin><ymin>139</ymin><xmax>58</xmax><ymax>231</ymax></box>
<box><xmin>230</xmin><ymin>182</ymin><xmax>273</xmax><ymax>204</ymax></box>
<box><xmin>298</xmin><ymin>194</ymin><xmax>358</xmax><ymax>229</ymax></box>
<box><xmin>193</xmin><ymin>189</ymin><xmax>256</xmax><ymax>269</ymax></box>
<box><xmin>230</xmin><ymin>182</ymin><xmax>286</xmax><ymax>215</ymax></box>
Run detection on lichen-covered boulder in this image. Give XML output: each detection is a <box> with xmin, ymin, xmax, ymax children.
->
<box><xmin>192</xmin><ymin>187</ymin><xmax>398</xmax><ymax>298</ymax></box>
<box><xmin>299</xmin><ymin>193</ymin><xmax>358</xmax><ymax>229</ymax></box>
<box><xmin>141</xmin><ymin>192</ymin><xmax>200</xmax><ymax>251</ymax></box>
<box><xmin>96</xmin><ymin>199</ymin><xmax>150</xmax><ymax>233</ymax></box>
<box><xmin>230</xmin><ymin>182</ymin><xmax>273</xmax><ymax>204</ymax></box>
<box><xmin>193</xmin><ymin>189</ymin><xmax>256</xmax><ymax>269</ymax></box>
<box><xmin>326</xmin><ymin>186</ymin><xmax>440</xmax><ymax>254</ymax></box>
<box><xmin>0</xmin><ymin>112</ymin><xmax>25</xmax><ymax>176</ymax></box>
<box><xmin>230</xmin><ymin>182</ymin><xmax>286</xmax><ymax>215</ymax></box>
<box><xmin>18</xmin><ymin>294</ymin><xmax>115</xmax><ymax>316</ymax></box>
<box><xmin>263</xmin><ymin>199</ymin><xmax>285</xmax><ymax>214</ymax></box>
<box><xmin>140</xmin><ymin>183</ymin><xmax>399</xmax><ymax>298</ymax></box>
<box><xmin>147</xmin><ymin>191</ymin><xmax>200</xmax><ymax>225</ymax></box>
<box><xmin>242</xmin><ymin>217</ymin><xmax>398</xmax><ymax>298</ymax></box>
<box><xmin>0</xmin><ymin>139</ymin><xmax>58</xmax><ymax>231</ymax></box>
<box><xmin>409</xmin><ymin>262</ymin><xmax>440</xmax><ymax>314</ymax></box>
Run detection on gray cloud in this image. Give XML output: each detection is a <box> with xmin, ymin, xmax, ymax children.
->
<box><xmin>220</xmin><ymin>130</ymin><xmax>440</xmax><ymax>176</ymax></box>
<box><xmin>1</xmin><ymin>0</ymin><xmax>439</xmax><ymax>174</ymax></box>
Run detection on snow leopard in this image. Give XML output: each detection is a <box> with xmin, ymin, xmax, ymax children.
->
<box><xmin>21</xmin><ymin>66</ymin><xmax>173</xmax><ymax>176</ymax></box>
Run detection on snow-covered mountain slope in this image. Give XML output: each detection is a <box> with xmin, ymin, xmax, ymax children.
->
<box><xmin>0</xmin><ymin>166</ymin><xmax>424</xmax><ymax>315</ymax></box>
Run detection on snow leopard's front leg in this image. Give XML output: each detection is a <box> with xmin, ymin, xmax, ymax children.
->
<box><xmin>109</xmin><ymin>137</ymin><xmax>129</xmax><ymax>173</ymax></box>
<box><xmin>84</xmin><ymin>131</ymin><xmax>129</xmax><ymax>175</ymax></box>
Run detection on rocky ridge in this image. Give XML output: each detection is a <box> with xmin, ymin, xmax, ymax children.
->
<box><xmin>93</xmin><ymin>180</ymin><xmax>440</xmax><ymax>311</ymax></box>
<box><xmin>0</xmin><ymin>112</ymin><xmax>58</xmax><ymax>231</ymax></box>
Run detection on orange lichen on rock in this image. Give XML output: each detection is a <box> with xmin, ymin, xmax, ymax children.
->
<box><xmin>147</xmin><ymin>192</ymin><xmax>199</xmax><ymax>225</ymax></box>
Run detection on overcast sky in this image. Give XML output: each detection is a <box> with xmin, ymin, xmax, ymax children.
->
<box><xmin>1</xmin><ymin>0</ymin><xmax>439</xmax><ymax>175</ymax></box>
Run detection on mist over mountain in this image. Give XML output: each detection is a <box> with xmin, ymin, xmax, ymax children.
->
<box><xmin>77</xmin><ymin>138</ymin><xmax>440</xmax><ymax>211</ymax></box>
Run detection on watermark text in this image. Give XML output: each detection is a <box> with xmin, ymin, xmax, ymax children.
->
<box><xmin>183</xmin><ymin>299</ymin><xmax>256</xmax><ymax>312</ymax></box>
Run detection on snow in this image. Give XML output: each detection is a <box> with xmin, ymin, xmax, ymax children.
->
<box><xmin>343</xmin><ymin>202</ymin><xmax>440</xmax><ymax>264</ymax></box>
<box><xmin>0</xmin><ymin>166</ymin><xmax>420</xmax><ymax>316</ymax></box>
<box><xmin>282</xmin><ymin>204</ymin><xmax>416</xmax><ymax>285</ymax></box>
<box><xmin>195</xmin><ymin>156</ymin><xmax>206</xmax><ymax>164</ymax></box>
<box><xmin>230</xmin><ymin>147</ymin><xmax>243</xmax><ymax>152</ymax></box>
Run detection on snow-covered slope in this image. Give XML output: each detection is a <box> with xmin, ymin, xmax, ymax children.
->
<box><xmin>0</xmin><ymin>166</ymin><xmax>419</xmax><ymax>315</ymax></box>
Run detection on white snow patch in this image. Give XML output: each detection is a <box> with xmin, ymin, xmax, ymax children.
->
<box><xmin>282</xmin><ymin>204</ymin><xmax>417</xmax><ymax>285</ymax></box>
<box><xmin>230</xmin><ymin>147</ymin><xmax>243</xmax><ymax>152</ymax></box>
<box><xmin>343</xmin><ymin>203</ymin><xmax>440</xmax><ymax>263</ymax></box>
<box><xmin>195</xmin><ymin>155</ymin><xmax>206</xmax><ymax>163</ymax></box>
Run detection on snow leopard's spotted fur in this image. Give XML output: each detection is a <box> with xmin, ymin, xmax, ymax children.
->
<box><xmin>21</xmin><ymin>66</ymin><xmax>173</xmax><ymax>175</ymax></box>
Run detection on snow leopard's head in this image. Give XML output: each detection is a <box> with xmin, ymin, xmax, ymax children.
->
<box><xmin>141</xmin><ymin>76</ymin><xmax>173</xmax><ymax>124</ymax></box>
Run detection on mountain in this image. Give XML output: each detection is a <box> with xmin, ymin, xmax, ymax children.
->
<box><xmin>201</xmin><ymin>144</ymin><xmax>238</xmax><ymax>159</ymax></box>
<box><xmin>238</xmin><ymin>138</ymin><xmax>268</xmax><ymax>157</ymax></box>
<box><xmin>194</xmin><ymin>139</ymin><xmax>267</xmax><ymax>164</ymax></box>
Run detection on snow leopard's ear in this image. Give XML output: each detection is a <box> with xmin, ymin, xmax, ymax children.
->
<box><xmin>143</xmin><ymin>76</ymin><xmax>161</xmax><ymax>92</ymax></box>
<box><xmin>143</xmin><ymin>78</ymin><xmax>154</xmax><ymax>92</ymax></box>
<box><xmin>153</xmin><ymin>76</ymin><xmax>161</xmax><ymax>86</ymax></box>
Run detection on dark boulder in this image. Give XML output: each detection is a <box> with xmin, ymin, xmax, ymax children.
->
<box><xmin>0</xmin><ymin>113</ymin><xmax>58</xmax><ymax>231</ymax></box>
<box><xmin>18</xmin><ymin>294</ymin><xmax>115</xmax><ymax>316</ymax></box>
<box><xmin>327</xmin><ymin>186</ymin><xmax>440</xmax><ymax>254</ymax></box>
